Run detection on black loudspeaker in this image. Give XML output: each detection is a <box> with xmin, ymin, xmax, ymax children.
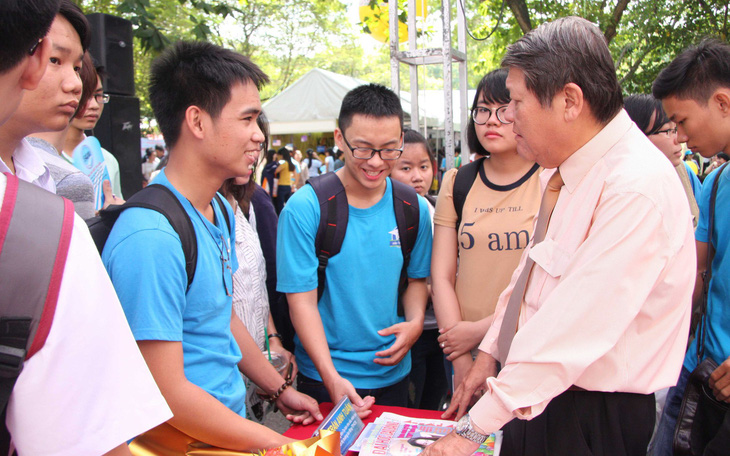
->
<box><xmin>92</xmin><ymin>94</ymin><xmax>143</xmax><ymax>198</ymax></box>
<box><xmin>86</xmin><ymin>13</ymin><xmax>135</xmax><ymax>96</ymax></box>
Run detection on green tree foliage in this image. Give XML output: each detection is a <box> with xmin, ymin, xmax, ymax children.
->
<box><xmin>463</xmin><ymin>0</ymin><xmax>729</xmax><ymax>94</ymax></box>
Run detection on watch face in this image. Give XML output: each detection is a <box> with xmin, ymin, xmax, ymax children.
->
<box><xmin>456</xmin><ymin>415</ymin><xmax>470</xmax><ymax>432</ymax></box>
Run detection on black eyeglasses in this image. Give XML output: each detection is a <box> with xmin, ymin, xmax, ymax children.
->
<box><xmin>652</xmin><ymin>127</ymin><xmax>678</xmax><ymax>137</ymax></box>
<box><xmin>94</xmin><ymin>93</ymin><xmax>110</xmax><ymax>104</ymax></box>
<box><xmin>471</xmin><ymin>105</ymin><xmax>512</xmax><ymax>125</ymax></box>
<box><xmin>341</xmin><ymin>133</ymin><xmax>403</xmax><ymax>160</ymax></box>
<box><xmin>28</xmin><ymin>39</ymin><xmax>43</xmax><ymax>56</ymax></box>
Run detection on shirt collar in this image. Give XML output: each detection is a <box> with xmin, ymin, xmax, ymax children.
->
<box><xmin>558</xmin><ymin>110</ymin><xmax>632</xmax><ymax>193</ymax></box>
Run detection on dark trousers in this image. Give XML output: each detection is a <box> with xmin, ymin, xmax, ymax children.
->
<box><xmin>408</xmin><ymin>328</ymin><xmax>448</xmax><ymax>410</ymax></box>
<box><xmin>297</xmin><ymin>373</ymin><xmax>409</xmax><ymax>407</ymax></box>
<box><xmin>274</xmin><ymin>185</ymin><xmax>291</xmax><ymax>215</ymax></box>
<box><xmin>501</xmin><ymin>389</ymin><xmax>655</xmax><ymax>456</ymax></box>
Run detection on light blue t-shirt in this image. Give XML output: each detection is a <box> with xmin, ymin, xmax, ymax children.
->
<box><xmin>686</xmin><ymin>166</ymin><xmax>730</xmax><ymax>371</ymax></box>
<box><xmin>684</xmin><ymin>162</ymin><xmax>702</xmax><ymax>199</ymax></box>
<box><xmin>276</xmin><ymin>178</ymin><xmax>432</xmax><ymax>388</ymax></box>
<box><xmin>102</xmin><ymin>171</ymin><xmax>246</xmax><ymax>416</ymax></box>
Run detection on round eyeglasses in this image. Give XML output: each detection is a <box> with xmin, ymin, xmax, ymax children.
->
<box><xmin>471</xmin><ymin>105</ymin><xmax>512</xmax><ymax>125</ymax></box>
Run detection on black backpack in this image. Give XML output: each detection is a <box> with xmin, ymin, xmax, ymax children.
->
<box><xmin>307</xmin><ymin>173</ymin><xmax>421</xmax><ymax>316</ymax></box>
<box><xmin>86</xmin><ymin>184</ymin><xmax>230</xmax><ymax>289</ymax></box>
<box><xmin>452</xmin><ymin>157</ymin><xmax>485</xmax><ymax>229</ymax></box>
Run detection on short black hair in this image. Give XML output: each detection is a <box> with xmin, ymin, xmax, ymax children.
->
<box><xmin>653</xmin><ymin>39</ymin><xmax>730</xmax><ymax>104</ymax></box>
<box><xmin>149</xmin><ymin>41</ymin><xmax>269</xmax><ymax>149</ymax></box>
<box><xmin>403</xmin><ymin>128</ymin><xmax>434</xmax><ymax>162</ymax></box>
<box><xmin>58</xmin><ymin>0</ymin><xmax>90</xmax><ymax>52</ymax></box>
<box><xmin>467</xmin><ymin>69</ymin><xmax>511</xmax><ymax>157</ymax></box>
<box><xmin>717</xmin><ymin>152</ymin><xmax>730</xmax><ymax>161</ymax></box>
<box><xmin>0</xmin><ymin>0</ymin><xmax>60</xmax><ymax>73</ymax></box>
<box><xmin>338</xmin><ymin>83</ymin><xmax>403</xmax><ymax>133</ymax></box>
<box><xmin>623</xmin><ymin>94</ymin><xmax>669</xmax><ymax>136</ymax></box>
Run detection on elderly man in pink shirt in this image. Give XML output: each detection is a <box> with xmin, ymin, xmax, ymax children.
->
<box><xmin>422</xmin><ymin>16</ymin><xmax>696</xmax><ymax>456</ymax></box>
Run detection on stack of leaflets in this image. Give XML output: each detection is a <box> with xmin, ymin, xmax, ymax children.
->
<box><xmin>352</xmin><ymin>412</ymin><xmax>501</xmax><ymax>456</ymax></box>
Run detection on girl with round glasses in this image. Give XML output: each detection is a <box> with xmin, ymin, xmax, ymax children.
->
<box><xmin>431</xmin><ymin>69</ymin><xmax>543</xmax><ymax>390</ymax></box>
<box><xmin>624</xmin><ymin>94</ymin><xmax>701</xmax><ymax>228</ymax></box>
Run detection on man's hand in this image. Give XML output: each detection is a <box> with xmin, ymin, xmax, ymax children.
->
<box><xmin>324</xmin><ymin>374</ymin><xmax>375</xmax><ymax>419</ymax></box>
<box><xmin>101</xmin><ymin>180</ymin><xmax>124</xmax><ymax>209</ymax></box>
<box><xmin>420</xmin><ymin>431</ymin><xmax>481</xmax><ymax>456</ymax></box>
<box><xmin>442</xmin><ymin>352</ymin><xmax>497</xmax><ymax>420</ymax></box>
<box><xmin>709</xmin><ymin>355</ymin><xmax>730</xmax><ymax>403</ymax></box>
<box><xmin>438</xmin><ymin>321</ymin><xmax>485</xmax><ymax>361</ymax></box>
<box><xmin>275</xmin><ymin>387</ymin><xmax>323</xmax><ymax>425</ymax></box>
<box><xmin>374</xmin><ymin>319</ymin><xmax>422</xmax><ymax>366</ymax></box>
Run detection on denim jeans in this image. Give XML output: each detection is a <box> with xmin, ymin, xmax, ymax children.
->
<box><xmin>297</xmin><ymin>373</ymin><xmax>409</xmax><ymax>407</ymax></box>
<box><xmin>648</xmin><ymin>366</ymin><xmax>691</xmax><ymax>456</ymax></box>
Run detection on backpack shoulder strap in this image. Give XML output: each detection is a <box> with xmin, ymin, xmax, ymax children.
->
<box><xmin>307</xmin><ymin>173</ymin><xmax>348</xmax><ymax>301</ymax></box>
<box><xmin>123</xmin><ymin>184</ymin><xmax>198</xmax><ymax>289</ymax></box>
<box><xmin>453</xmin><ymin>157</ymin><xmax>484</xmax><ymax>229</ymax></box>
<box><xmin>391</xmin><ymin>178</ymin><xmax>420</xmax><ymax>317</ymax></box>
<box><xmin>698</xmin><ymin>162</ymin><xmax>727</xmax><ymax>362</ymax></box>
<box><xmin>0</xmin><ymin>174</ymin><xmax>73</xmax><ymax>453</ymax></box>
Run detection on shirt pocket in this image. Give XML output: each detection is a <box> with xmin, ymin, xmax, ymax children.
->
<box><xmin>529</xmin><ymin>238</ymin><xmax>572</xmax><ymax>278</ymax></box>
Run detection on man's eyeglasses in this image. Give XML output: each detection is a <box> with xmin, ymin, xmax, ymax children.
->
<box><xmin>94</xmin><ymin>93</ymin><xmax>110</xmax><ymax>104</ymax></box>
<box><xmin>342</xmin><ymin>133</ymin><xmax>403</xmax><ymax>160</ymax></box>
<box><xmin>652</xmin><ymin>127</ymin><xmax>678</xmax><ymax>137</ymax></box>
<box><xmin>28</xmin><ymin>39</ymin><xmax>43</xmax><ymax>56</ymax></box>
<box><xmin>471</xmin><ymin>105</ymin><xmax>512</xmax><ymax>125</ymax></box>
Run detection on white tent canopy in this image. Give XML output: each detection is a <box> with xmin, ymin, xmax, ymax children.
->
<box><xmin>263</xmin><ymin>68</ymin><xmax>431</xmax><ymax>135</ymax></box>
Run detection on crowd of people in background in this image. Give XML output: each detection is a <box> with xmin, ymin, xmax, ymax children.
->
<box><xmin>2</xmin><ymin>2</ymin><xmax>730</xmax><ymax>456</ymax></box>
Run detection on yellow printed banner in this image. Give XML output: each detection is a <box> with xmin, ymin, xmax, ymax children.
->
<box><xmin>130</xmin><ymin>423</ymin><xmax>340</xmax><ymax>456</ymax></box>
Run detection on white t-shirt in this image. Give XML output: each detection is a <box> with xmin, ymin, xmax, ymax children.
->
<box><xmin>0</xmin><ymin>138</ymin><xmax>56</xmax><ymax>193</ymax></box>
<box><xmin>3</xmin><ymin>174</ymin><xmax>172</xmax><ymax>455</ymax></box>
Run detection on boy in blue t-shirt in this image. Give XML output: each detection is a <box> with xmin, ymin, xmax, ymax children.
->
<box><xmin>651</xmin><ymin>39</ymin><xmax>730</xmax><ymax>456</ymax></box>
<box><xmin>102</xmin><ymin>41</ymin><xmax>321</xmax><ymax>452</ymax></box>
<box><xmin>277</xmin><ymin>84</ymin><xmax>432</xmax><ymax>418</ymax></box>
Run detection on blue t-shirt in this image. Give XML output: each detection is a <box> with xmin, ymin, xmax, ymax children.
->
<box><xmin>686</xmin><ymin>166</ymin><xmax>730</xmax><ymax>371</ymax></box>
<box><xmin>102</xmin><ymin>171</ymin><xmax>246</xmax><ymax>416</ymax></box>
<box><xmin>276</xmin><ymin>178</ymin><xmax>432</xmax><ymax>388</ymax></box>
<box><xmin>684</xmin><ymin>162</ymin><xmax>702</xmax><ymax>199</ymax></box>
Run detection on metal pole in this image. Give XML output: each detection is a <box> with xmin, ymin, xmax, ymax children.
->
<box><xmin>389</xmin><ymin>0</ymin><xmax>400</xmax><ymax>94</ymax></box>
<box><xmin>442</xmin><ymin>0</ymin><xmax>454</xmax><ymax>170</ymax></box>
<box><xmin>408</xmin><ymin>0</ymin><xmax>419</xmax><ymax>131</ymax></box>
<box><xmin>457</xmin><ymin>0</ymin><xmax>468</xmax><ymax>162</ymax></box>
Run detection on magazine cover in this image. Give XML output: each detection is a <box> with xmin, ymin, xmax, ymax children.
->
<box><xmin>354</xmin><ymin>413</ymin><xmax>501</xmax><ymax>456</ymax></box>
<box><xmin>72</xmin><ymin>136</ymin><xmax>110</xmax><ymax>210</ymax></box>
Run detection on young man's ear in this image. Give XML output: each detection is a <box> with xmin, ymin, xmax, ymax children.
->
<box><xmin>711</xmin><ymin>88</ymin><xmax>730</xmax><ymax>117</ymax></box>
<box><xmin>184</xmin><ymin>105</ymin><xmax>207</xmax><ymax>140</ymax></box>
<box><xmin>19</xmin><ymin>38</ymin><xmax>51</xmax><ymax>91</ymax></box>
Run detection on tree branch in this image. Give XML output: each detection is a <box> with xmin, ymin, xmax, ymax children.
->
<box><xmin>603</xmin><ymin>0</ymin><xmax>631</xmax><ymax>43</ymax></box>
<box><xmin>504</xmin><ymin>0</ymin><xmax>532</xmax><ymax>33</ymax></box>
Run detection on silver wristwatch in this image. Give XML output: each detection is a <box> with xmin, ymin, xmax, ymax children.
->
<box><xmin>454</xmin><ymin>414</ymin><xmax>488</xmax><ymax>445</ymax></box>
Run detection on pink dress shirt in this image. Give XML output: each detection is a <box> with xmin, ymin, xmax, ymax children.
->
<box><xmin>470</xmin><ymin>110</ymin><xmax>696</xmax><ymax>434</ymax></box>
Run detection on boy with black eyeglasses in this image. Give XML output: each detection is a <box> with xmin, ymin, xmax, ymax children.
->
<box><xmin>277</xmin><ymin>84</ymin><xmax>432</xmax><ymax>417</ymax></box>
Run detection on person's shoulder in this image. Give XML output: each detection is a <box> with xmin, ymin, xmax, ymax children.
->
<box><xmin>281</xmin><ymin>183</ymin><xmax>318</xmax><ymax>215</ymax></box>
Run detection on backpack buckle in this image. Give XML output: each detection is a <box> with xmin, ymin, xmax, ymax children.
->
<box><xmin>0</xmin><ymin>345</ymin><xmax>26</xmax><ymax>377</ymax></box>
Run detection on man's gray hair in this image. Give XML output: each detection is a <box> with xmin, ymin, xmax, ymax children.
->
<box><xmin>502</xmin><ymin>16</ymin><xmax>623</xmax><ymax>124</ymax></box>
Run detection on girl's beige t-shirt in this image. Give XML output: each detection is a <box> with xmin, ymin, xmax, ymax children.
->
<box><xmin>434</xmin><ymin>161</ymin><xmax>543</xmax><ymax>322</ymax></box>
